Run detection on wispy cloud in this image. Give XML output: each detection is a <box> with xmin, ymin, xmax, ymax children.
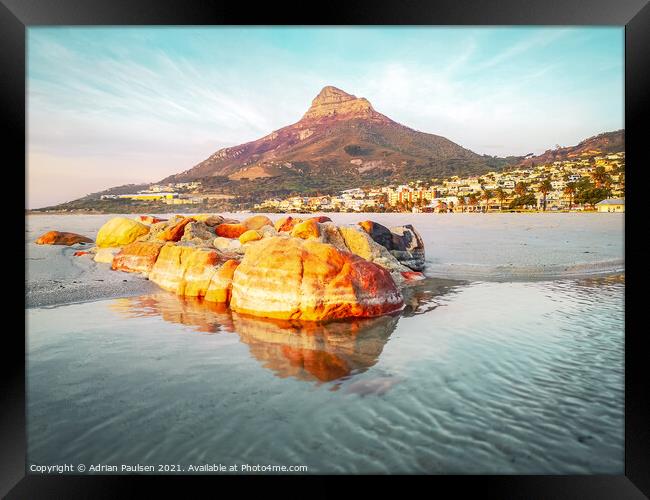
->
<box><xmin>27</xmin><ymin>27</ymin><xmax>623</xmax><ymax>208</ymax></box>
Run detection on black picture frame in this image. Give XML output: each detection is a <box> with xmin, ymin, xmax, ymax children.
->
<box><xmin>4</xmin><ymin>0</ymin><xmax>648</xmax><ymax>497</ymax></box>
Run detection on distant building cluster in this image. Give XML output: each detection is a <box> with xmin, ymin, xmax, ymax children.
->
<box><xmin>254</xmin><ymin>151</ymin><xmax>625</xmax><ymax>213</ymax></box>
<box><xmin>100</xmin><ymin>181</ymin><xmax>207</xmax><ymax>205</ymax></box>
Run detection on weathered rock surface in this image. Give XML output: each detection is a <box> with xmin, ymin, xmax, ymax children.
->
<box><xmin>337</xmin><ymin>226</ymin><xmax>410</xmax><ymax>274</ymax></box>
<box><xmin>239</xmin><ymin>229</ymin><xmax>262</xmax><ymax>244</ymax></box>
<box><xmin>149</xmin><ymin>244</ymin><xmax>231</xmax><ymax>298</ymax></box>
<box><xmin>157</xmin><ymin>217</ymin><xmax>194</xmax><ymax>242</ymax></box>
<box><xmin>274</xmin><ymin>216</ymin><xmax>302</xmax><ymax>233</ymax></box>
<box><xmin>35</xmin><ymin>231</ymin><xmax>93</xmax><ymax>246</ymax></box>
<box><xmin>96</xmin><ymin>217</ymin><xmax>150</xmax><ymax>248</ymax></box>
<box><xmin>112</xmin><ymin>241</ymin><xmax>165</xmax><ymax>274</ymax></box>
<box><xmin>290</xmin><ymin>219</ymin><xmax>320</xmax><ymax>239</ymax></box>
<box><xmin>180</xmin><ymin>221</ymin><xmax>215</xmax><ymax>246</ymax></box>
<box><xmin>243</xmin><ymin>215</ymin><xmax>273</xmax><ymax>231</ymax></box>
<box><xmin>389</xmin><ymin>225</ymin><xmax>425</xmax><ymax>271</ymax></box>
<box><xmin>93</xmin><ymin>247</ymin><xmax>121</xmax><ymax>264</ymax></box>
<box><xmin>230</xmin><ymin>237</ymin><xmax>404</xmax><ymax>321</ymax></box>
<box><xmin>215</xmin><ymin>223</ymin><xmax>248</xmax><ymax>239</ymax></box>
<box><xmin>204</xmin><ymin>259</ymin><xmax>239</xmax><ymax>303</ymax></box>
<box><xmin>213</xmin><ymin>236</ymin><xmax>244</xmax><ymax>253</ymax></box>
<box><xmin>192</xmin><ymin>214</ymin><xmax>225</xmax><ymax>227</ymax></box>
<box><xmin>139</xmin><ymin>215</ymin><xmax>167</xmax><ymax>225</ymax></box>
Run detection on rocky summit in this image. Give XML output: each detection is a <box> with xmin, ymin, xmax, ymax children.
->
<box><xmin>161</xmin><ymin>85</ymin><xmax>499</xmax><ymax>186</ymax></box>
<box><xmin>58</xmin><ymin>214</ymin><xmax>427</xmax><ymax>322</ymax></box>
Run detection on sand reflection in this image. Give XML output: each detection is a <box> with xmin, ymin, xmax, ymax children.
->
<box><xmin>110</xmin><ymin>277</ymin><xmax>461</xmax><ymax>383</ymax></box>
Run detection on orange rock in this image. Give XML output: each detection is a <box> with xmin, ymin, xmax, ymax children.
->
<box><xmin>148</xmin><ymin>244</ymin><xmax>231</xmax><ymax>299</ymax></box>
<box><xmin>205</xmin><ymin>259</ymin><xmax>240</xmax><ymax>303</ymax></box>
<box><xmin>243</xmin><ymin>215</ymin><xmax>273</xmax><ymax>230</ymax></box>
<box><xmin>215</xmin><ymin>223</ymin><xmax>248</xmax><ymax>239</ymax></box>
<box><xmin>239</xmin><ymin>229</ymin><xmax>262</xmax><ymax>244</ymax></box>
<box><xmin>290</xmin><ymin>219</ymin><xmax>321</xmax><ymax>239</ymax></box>
<box><xmin>139</xmin><ymin>215</ymin><xmax>168</xmax><ymax>224</ymax></box>
<box><xmin>401</xmin><ymin>271</ymin><xmax>425</xmax><ymax>281</ymax></box>
<box><xmin>157</xmin><ymin>217</ymin><xmax>194</xmax><ymax>242</ymax></box>
<box><xmin>230</xmin><ymin>237</ymin><xmax>403</xmax><ymax>321</ymax></box>
<box><xmin>309</xmin><ymin>216</ymin><xmax>332</xmax><ymax>223</ymax></box>
<box><xmin>274</xmin><ymin>216</ymin><xmax>303</xmax><ymax>232</ymax></box>
<box><xmin>35</xmin><ymin>231</ymin><xmax>93</xmax><ymax>246</ymax></box>
<box><xmin>112</xmin><ymin>241</ymin><xmax>165</xmax><ymax>274</ymax></box>
<box><xmin>73</xmin><ymin>251</ymin><xmax>90</xmax><ymax>256</ymax></box>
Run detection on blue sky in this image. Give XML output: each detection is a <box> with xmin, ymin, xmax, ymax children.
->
<box><xmin>27</xmin><ymin>27</ymin><xmax>623</xmax><ymax>208</ymax></box>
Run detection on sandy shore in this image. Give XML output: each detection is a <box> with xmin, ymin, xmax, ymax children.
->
<box><xmin>25</xmin><ymin>212</ymin><xmax>624</xmax><ymax>308</ymax></box>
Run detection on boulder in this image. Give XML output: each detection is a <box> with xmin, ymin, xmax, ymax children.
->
<box><xmin>239</xmin><ymin>229</ymin><xmax>262</xmax><ymax>244</ymax></box>
<box><xmin>309</xmin><ymin>216</ymin><xmax>332</xmax><ymax>223</ymax></box>
<box><xmin>204</xmin><ymin>259</ymin><xmax>240</xmax><ymax>303</ymax></box>
<box><xmin>389</xmin><ymin>225</ymin><xmax>425</xmax><ymax>271</ymax></box>
<box><xmin>243</xmin><ymin>215</ymin><xmax>273</xmax><ymax>230</ymax></box>
<box><xmin>112</xmin><ymin>241</ymin><xmax>165</xmax><ymax>274</ymax></box>
<box><xmin>139</xmin><ymin>215</ymin><xmax>167</xmax><ymax>225</ymax></box>
<box><xmin>215</xmin><ymin>223</ymin><xmax>248</xmax><ymax>239</ymax></box>
<box><xmin>230</xmin><ymin>237</ymin><xmax>404</xmax><ymax>321</ymax></box>
<box><xmin>35</xmin><ymin>231</ymin><xmax>93</xmax><ymax>246</ymax></box>
<box><xmin>213</xmin><ymin>236</ymin><xmax>244</xmax><ymax>253</ymax></box>
<box><xmin>191</xmin><ymin>214</ymin><xmax>225</xmax><ymax>227</ymax></box>
<box><xmin>401</xmin><ymin>271</ymin><xmax>426</xmax><ymax>281</ymax></box>
<box><xmin>93</xmin><ymin>247</ymin><xmax>121</xmax><ymax>264</ymax></box>
<box><xmin>96</xmin><ymin>217</ymin><xmax>150</xmax><ymax>248</ymax></box>
<box><xmin>290</xmin><ymin>219</ymin><xmax>320</xmax><ymax>239</ymax></box>
<box><xmin>358</xmin><ymin>221</ymin><xmax>406</xmax><ymax>251</ymax></box>
<box><xmin>274</xmin><ymin>216</ymin><xmax>303</xmax><ymax>233</ymax></box>
<box><xmin>180</xmin><ymin>221</ymin><xmax>215</xmax><ymax>246</ymax></box>
<box><xmin>337</xmin><ymin>226</ymin><xmax>410</xmax><ymax>273</ymax></box>
<box><xmin>157</xmin><ymin>217</ymin><xmax>194</xmax><ymax>242</ymax></box>
<box><xmin>148</xmin><ymin>244</ymin><xmax>232</xmax><ymax>298</ymax></box>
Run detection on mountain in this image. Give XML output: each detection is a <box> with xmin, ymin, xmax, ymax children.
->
<box><xmin>161</xmin><ymin>86</ymin><xmax>511</xmax><ymax>186</ymax></box>
<box><xmin>515</xmin><ymin>130</ymin><xmax>624</xmax><ymax>168</ymax></box>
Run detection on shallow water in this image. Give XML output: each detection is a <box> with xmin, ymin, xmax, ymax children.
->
<box><xmin>27</xmin><ymin>274</ymin><xmax>624</xmax><ymax>474</ymax></box>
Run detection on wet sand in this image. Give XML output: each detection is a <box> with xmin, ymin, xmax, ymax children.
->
<box><xmin>25</xmin><ymin>212</ymin><xmax>624</xmax><ymax>308</ymax></box>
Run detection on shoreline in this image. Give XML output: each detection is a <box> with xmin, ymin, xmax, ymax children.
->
<box><xmin>26</xmin><ymin>212</ymin><xmax>624</xmax><ymax>309</ymax></box>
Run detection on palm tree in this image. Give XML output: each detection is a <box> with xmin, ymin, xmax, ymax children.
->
<box><xmin>538</xmin><ymin>179</ymin><xmax>553</xmax><ymax>211</ymax></box>
<box><xmin>591</xmin><ymin>166</ymin><xmax>610</xmax><ymax>188</ymax></box>
<box><xmin>514</xmin><ymin>181</ymin><xmax>528</xmax><ymax>197</ymax></box>
<box><xmin>468</xmin><ymin>193</ymin><xmax>479</xmax><ymax>212</ymax></box>
<box><xmin>495</xmin><ymin>187</ymin><xmax>507</xmax><ymax>211</ymax></box>
<box><xmin>481</xmin><ymin>189</ymin><xmax>493</xmax><ymax>213</ymax></box>
<box><xmin>563</xmin><ymin>182</ymin><xmax>576</xmax><ymax>210</ymax></box>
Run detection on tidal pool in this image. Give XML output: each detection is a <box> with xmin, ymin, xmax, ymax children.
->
<box><xmin>27</xmin><ymin>274</ymin><xmax>624</xmax><ymax>474</ymax></box>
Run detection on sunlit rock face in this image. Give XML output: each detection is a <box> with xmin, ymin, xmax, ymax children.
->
<box><xmin>112</xmin><ymin>241</ymin><xmax>165</xmax><ymax>274</ymax></box>
<box><xmin>149</xmin><ymin>244</ymin><xmax>227</xmax><ymax>298</ymax></box>
<box><xmin>35</xmin><ymin>231</ymin><xmax>93</xmax><ymax>246</ymax></box>
<box><xmin>157</xmin><ymin>217</ymin><xmax>194</xmax><ymax>242</ymax></box>
<box><xmin>301</xmin><ymin>86</ymin><xmax>390</xmax><ymax>123</ymax></box>
<box><xmin>230</xmin><ymin>237</ymin><xmax>404</xmax><ymax>321</ymax></box>
<box><xmin>337</xmin><ymin>225</ymin><xmax>411</xmax><ymax>275</ymax></box>
<box><xmin>139</xmin><ymin>215</ymin><xmax>168</xmax><ymax>225</ymax></box>
<box><xmin>242</xmin><ymin>215</ymin><xmax>273</xmax><ymax>231</ymax></box>
<box><xmin>96</xmin><ymin>217</ymin><xmax>150</xmax><ymax>248</ymax></box>
<box><xmin>215</xmin><ymin>223</ymin><xmax>248</xmax><ymax>239</ymax></box>
<box><xmin>357</xmin><ymin>221</ymin><xmax>426</xmax><ymax>272</ymax></box>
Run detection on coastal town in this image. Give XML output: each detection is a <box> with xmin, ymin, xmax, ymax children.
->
<box><xmin>83</xmin><ymin>150</ymin><xmax>625</xmax><ymax>214</ymax></box>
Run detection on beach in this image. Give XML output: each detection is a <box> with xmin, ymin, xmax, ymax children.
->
<box><xmin>26</xmin><ymin>212</ymin><xmax>624</xmax><ymax>308</ymax></box>
<box><xmin>25</xmin><ymin>212</ymin><xmax>625</xmax><ymax>474</ymax></box>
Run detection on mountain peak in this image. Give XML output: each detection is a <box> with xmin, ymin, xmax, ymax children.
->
<box><xmin>302</xmin><ymin>85</ymin><xmax>383</xmax><ymax>121</ymax></box>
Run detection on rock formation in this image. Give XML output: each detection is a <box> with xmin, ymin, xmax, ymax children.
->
<box><xmin>96</xmin><ymin>217</ymin><xmax>150</xmax><ymax>248</ymax></box>
<box><xmin>35</xmin><ymin>231</ymin><xmax>93</xmax><ymax>246</ymax></box>
<box><xmin>229</xmin><ymin>237</ymin><xmax>404</xmax><ymax>321</ymax></box>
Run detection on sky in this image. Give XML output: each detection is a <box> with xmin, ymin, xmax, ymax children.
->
<box><xmin>27</xmin><ymin>27</ymin><xmax>624</xmax><ymax>208</ymax></box>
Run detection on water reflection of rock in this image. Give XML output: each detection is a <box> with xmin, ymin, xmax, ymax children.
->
<box><xmin>111</xmin><ymin>277</ymin><xmax>461</xmax><ymax>383</ymax></box>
